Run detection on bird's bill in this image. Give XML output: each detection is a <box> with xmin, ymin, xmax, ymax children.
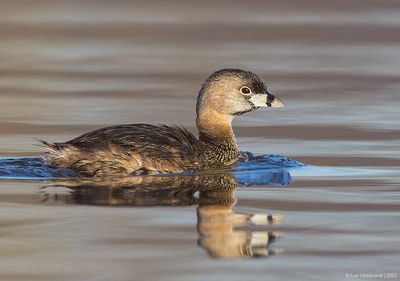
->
<box><xmin>249</xmin><ymin>93</ymin><xmax>284</xmax><ymax>108</ymax></box>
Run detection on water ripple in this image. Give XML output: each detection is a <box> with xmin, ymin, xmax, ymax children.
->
<box><xmin>0</xmin><ymin>155</ymin><xmax>304</xmax><ymax>185</ymax></box>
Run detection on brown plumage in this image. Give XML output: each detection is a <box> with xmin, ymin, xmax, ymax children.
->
<box><xmin>40</xmin><ymin>69</ymin><xmax>284</xmax><ymax>177</ymax></box>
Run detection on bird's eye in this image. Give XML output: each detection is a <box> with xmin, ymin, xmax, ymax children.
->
<box><xmin>240</xmin><ymin>86</ymin><xmax>252</xmax><ymax>95</ymax></box>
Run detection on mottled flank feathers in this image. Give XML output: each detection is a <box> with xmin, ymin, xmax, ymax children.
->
<box><xmin>40</xmin><ymin>124</ymin><xmax>238</xmax><ymax>177</ymax></box>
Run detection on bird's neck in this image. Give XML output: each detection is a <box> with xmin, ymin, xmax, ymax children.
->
<box><xmin>196</xmin><ymin>109</ymin><xmax>239</xmax><ymax>156</ymax></box>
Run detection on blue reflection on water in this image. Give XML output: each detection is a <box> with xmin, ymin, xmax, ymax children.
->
<box><xmin>0</xmin><ymin>157</ymin><xmax>80</xmax><ymax>179</ymax></box>
<box><xmin>235</xmin><ymin>154</ymin><xmax>304</xmax><ymax>186</ymax></box>
<box><xmin>0</xmin><ymin>154</ymin><xmax>305</xmax><ymax>186</ymax></box>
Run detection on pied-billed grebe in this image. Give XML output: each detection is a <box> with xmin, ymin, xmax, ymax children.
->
<box><xmin>40</xmin><ymin>69</ymin><xmax>284</xmax><ymax>177</ymax></box>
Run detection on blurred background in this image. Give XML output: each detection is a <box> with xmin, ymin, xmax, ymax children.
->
<box><xmin>0</xmin><ymin>0</ymin><xmax>399</xmax><ymax>165</ymax></box>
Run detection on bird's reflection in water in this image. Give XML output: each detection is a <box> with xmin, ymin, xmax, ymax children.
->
<box><xmin>196</xmin><ymin>185</ymin><xmax>284</xmax><ymax>259</ymax></box>
<box><xmin>40</xmin><ymin>170</ymin><xmax>290</xmax><ymax>259</ymax></box>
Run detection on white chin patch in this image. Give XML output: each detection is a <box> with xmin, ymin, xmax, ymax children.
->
<box><xmin>249</xmin><ymin>94</ymin><xmax>268</xmax><ymax>107</ymax></box>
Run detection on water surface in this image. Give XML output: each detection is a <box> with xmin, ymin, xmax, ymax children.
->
<box><xmin>0</xmin><ymin>1</ymin><xmax>399</xmax><ymax>280</ymax></box>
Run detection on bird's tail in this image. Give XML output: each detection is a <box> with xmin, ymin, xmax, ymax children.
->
<box><xmin>37</xmin><ymin>140</ymin><xmax>73</xmax><ymax>167</ymax></box>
